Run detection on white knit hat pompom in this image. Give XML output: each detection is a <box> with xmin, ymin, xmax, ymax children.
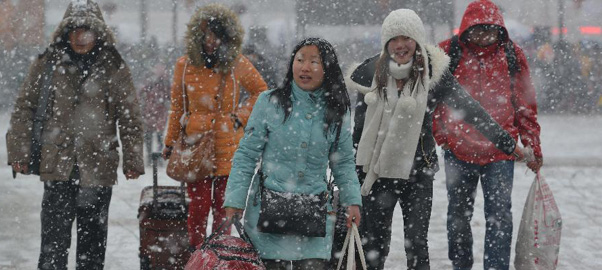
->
<box><xmin>364</xmin><ymin>91</ymin><xmax>378</xmax><ymax>105</ymax></box>
<box><xmin>381</xmin><ymin>9</ymin><xmax>426</xmax><ymax>51</ymax></box>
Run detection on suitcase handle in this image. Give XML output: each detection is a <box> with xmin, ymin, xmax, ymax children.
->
<box><xmin>152</xmin><ymin>152</ymin><xmax>186</xmax><ymax>207</ymax></box>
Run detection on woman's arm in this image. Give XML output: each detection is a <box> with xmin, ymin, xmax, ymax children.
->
<box><xmin>163</xmin><ymin>58</ymin><xmax>186</xmax><ymax>148</ymax></box>
<box><xmin>434</xmin><ymin>72</ymin><xmax>516</xmax><ymax>155</ymax></box>
<box><xmin>223</xmin><ymin>92</ymin><xmax>270</xmax><ymax>210</ymax></box>
<box><xmin>330</xmin><ymin>113</ymin><xmax>363</xmax><ymax>208</ymax></box>
<box><xmin>233</xmin><ymin>55</ymin><xmax>268</xmax><ymax>127</ymax></box>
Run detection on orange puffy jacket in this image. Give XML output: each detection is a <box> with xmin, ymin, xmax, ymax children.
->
<box><xmin>165</xmin><ymin>55</ymin><xmax>268</xmax><ymax>176</ymax></box>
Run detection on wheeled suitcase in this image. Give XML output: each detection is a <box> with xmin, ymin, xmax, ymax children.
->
<box><xmin>139</xmin><ymin>152</ymin><xmax>191</xmax><ymax>269</ymax></box>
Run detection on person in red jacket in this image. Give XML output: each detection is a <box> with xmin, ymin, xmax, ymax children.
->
<box><xmin>433</xmin><ymin>1</ymin><xmax>543</xmax><ymax>270</ymax></box>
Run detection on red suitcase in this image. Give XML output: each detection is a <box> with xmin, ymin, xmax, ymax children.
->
<box><xmin>139</xmin><ymin>152</ymin><xmax>191</xmax><ymax>269</ymax></box>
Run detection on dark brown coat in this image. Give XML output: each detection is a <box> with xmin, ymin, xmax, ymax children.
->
<box><xmin>6</xmin><ymin>1</ymin><xmax>144</xmax><ymax>186</ymax></box>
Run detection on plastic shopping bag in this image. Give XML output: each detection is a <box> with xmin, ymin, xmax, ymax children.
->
<box><xmin>336</xmin><ymin>223</ymin><xmax>367</xmax><ymax>270</ymax></box>
<box><xmin>515</xmin><ymin>172</ymin><xmax>562</xmax><ymax>270</ymax></box>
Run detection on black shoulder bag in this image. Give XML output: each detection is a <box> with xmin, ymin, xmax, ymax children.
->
<box><xmin>28</xmin><ymin>61</ymin><xmax>55</xmax><ymax>176</ymax></box>
<box><xmin>253</xmin><ymin>124</ymin><xmax>342</xmax><ymax>237</ymax></box>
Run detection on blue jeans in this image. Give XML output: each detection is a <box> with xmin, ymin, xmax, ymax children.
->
<box><xmin>444</xmin><ymin>151</ymin><xmax>514</xmax><ymax>270</ymax></box>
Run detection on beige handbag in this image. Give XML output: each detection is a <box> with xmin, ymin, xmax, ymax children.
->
<box><xmin>336</xmin><ymin>223</ymin><xmax>367</xmax><ymax>270</ymax></box>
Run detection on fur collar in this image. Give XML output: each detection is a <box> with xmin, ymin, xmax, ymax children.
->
<box><xmin>345</xmin><ymin>44</ymin><xmax>450</xmax><ymax>95</ymax></box>
<box><xmin>185</xmin><ymin>4</ymin><xmax>244</xmax><ymax>73</ymax></box>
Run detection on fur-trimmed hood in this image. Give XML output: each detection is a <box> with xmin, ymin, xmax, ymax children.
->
<box><xmin>345</xmin><ymin>44</ymin><xmax>450</xmax><ymax>96</ymax></box>
<box><xmin>185</xmin><ymin>4</ymin><xmax>244</xmax><ymax>73</ymax></box>
<box><xmin>50</xmin><ymin>0</ymin><xmax>116</xmax><ymax>47</ymax></box>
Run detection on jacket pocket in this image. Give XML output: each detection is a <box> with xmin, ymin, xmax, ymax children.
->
<box><xmin>39</xmin><ymin>132</ymin><xmax>71</xmax><ymax>174</ymax></box>
<box><xmin>39</xmin><ymin>143</ymin><xmax>59</xmax><ymax>174</ymax></box>
<box><xmin>92</xmin><ymin>135</ymin><xmax>120</xmax><ymax>178</ymax></box>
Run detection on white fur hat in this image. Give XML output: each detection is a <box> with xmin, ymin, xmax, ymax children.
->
<box><xmin>381</xmin><ymin>9</ymin><xmax>426</xmax><ymax>50</ymax></box>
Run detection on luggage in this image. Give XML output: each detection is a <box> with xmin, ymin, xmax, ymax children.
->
<box><xmin>185</xmin><ymin>217</ymin><xmax>266</xmax><ymax>270</ymax></box>
<box><xmin>139</xmin><ymin>152</ymin><xmax>191</xmax><ymax>269</ymax></box>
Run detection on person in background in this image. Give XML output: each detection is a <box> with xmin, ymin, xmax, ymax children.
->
<box><xmin>224</xmin><ymin>37</ymin><xmax>362</xmax><ymax>270</ymax></box>
<box><xmin>139</xmin><ymin>63</ymin><xmax>170</xmax><ymax>165</ymax></box>
<box><xmin>243</xmin><ymin>44</ymin><xmax>279</xmax><ymax>89</ymax></box>
<box><xmin>348</xmin><ymin>8</ymin><xmax>519</xmax><ymax>270</ymax></box>
<box><xmin>434</xmin><ymin>1</ymin><xmax>543</xmax><ymax>269</ymax></box>
<box><xmin>162</xmin><ymin>3</ymin><xmax>268</xmax><ymax>248</ymax></box>
<box><xmin>6</xmin><ymin>1</ymin><xmax>144</xmax><ymax>269</ymax></box>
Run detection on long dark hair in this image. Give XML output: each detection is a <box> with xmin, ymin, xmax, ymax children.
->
<box><xmin>270</xmin><ymin>37</ymin><xmax>350</xmax><ymax>137</ymax></box>
<box><xmin>374</xmin><ymin>42</ymin><xmax>425</xmax><ymax>101</ymax></box>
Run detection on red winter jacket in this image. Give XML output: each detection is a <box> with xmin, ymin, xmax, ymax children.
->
<box><xmin>433</xmin><ymin>0</ymin><xmax>542</xmax><ymax>165</ymax></box>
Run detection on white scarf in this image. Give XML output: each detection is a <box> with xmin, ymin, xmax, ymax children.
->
<box><xmin>389</xmin><ymin>59</ymin><xmax>413</xmax><ymax>80</ymax></box>
<box><xmin>356</xmin><ymin>50</ymin><xmax>430</xmax><ymax>196</ymax></box>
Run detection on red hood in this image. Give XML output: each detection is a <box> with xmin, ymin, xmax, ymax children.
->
<box><xmin>459</xmin><ymin>0</ymin><xmax>509</xmax><ymax>42</ymax></box>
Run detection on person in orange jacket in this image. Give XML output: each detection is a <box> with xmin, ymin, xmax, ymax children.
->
<box><xmin>162</xmin><ymin>4</ymin><xmax>268</xmax><ymax>248</ymax></box>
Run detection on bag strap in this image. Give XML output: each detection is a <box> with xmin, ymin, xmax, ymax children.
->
<box><xmin>179</xmin><ymin>60</ymin><xmax>189</xmax><ymax>130</ymax></box>
<box><xmin>29</xmin><ymin>61</ymin><xmax>55</xmax><ymax>174</ymax></box>
<box><xmin>253</xmin><ymin>118</ymin><xmax>343</xmax><ymax>206</ymax></box>
<box><xmin>336</xmin><ymin>223</ymin><xmax>367</xmax><ymax>270</ymax></box>
<box><xmin>32</xmin><ymin>61</ymin><xmax>56</xmax><ymax>147</ymax></box>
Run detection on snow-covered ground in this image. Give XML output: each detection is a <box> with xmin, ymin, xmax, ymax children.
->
<box><xmin>1</xmin><ymin>113</ymin><xmax>601</xmax><ymax>269</ymax></box>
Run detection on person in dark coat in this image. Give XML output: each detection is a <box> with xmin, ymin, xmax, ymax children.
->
<box><xmin>433</xmin><ymin>1</ymin><xmax>543</xmax><ymax>269</ymax></box>
<box><xmin>139</xmin><ymin>63</ymin><xmax>170</xmax><ymax>165</ymax></box>
<box><xmin>6</xmin><ymin>1</ymin><xmax>144</xmax><ymax>269</ymax></box>
<box><xmin>347</xmin><ymin>9</ymin><xmax>519</xmax><ymax>270</ymax></box>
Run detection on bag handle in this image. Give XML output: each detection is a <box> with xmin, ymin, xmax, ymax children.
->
<box><xmin>202</xmin><ymin>215</ymin><xmax>253</xmax><ymax>248</ymax></box>
<box><xmin>152</xmin><ymin>152</ymin><xmax>185</xmax><ymax>206</ymax></box>
<box><xmin>336</xmin><ymin>223</ymin><xmax>367</xmax><ymax>270</ymax></box>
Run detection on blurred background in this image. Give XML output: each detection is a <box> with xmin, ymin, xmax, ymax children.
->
<box><xmin>0</xmin><ymin>0</ymin><xmax>600</xmax><ymax>115</ymax></box>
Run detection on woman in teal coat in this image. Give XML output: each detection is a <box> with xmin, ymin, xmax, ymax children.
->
<box><xmin>224</xmin><ymin>38</ymin><xmax>362</xmax><ymax>269</ymax></box>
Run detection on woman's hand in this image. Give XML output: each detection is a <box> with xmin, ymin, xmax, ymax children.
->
<box><xmin>161</xmin><ymin>146</ymin><xmax>173</xmax><ymax>160</ymax></box>
<box><xmin>346</xmin><ymin>205</ymin><xmax>361</xmax><ymax>228</ymax></box>
<box><xmin>225</xmin><ymin>207</ymin><xmax>244</xmax><ymax>222</ymax></box>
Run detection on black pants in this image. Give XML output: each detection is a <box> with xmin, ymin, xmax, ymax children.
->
<box><xmin>262</xmin><ymin>259</ymin><xmax>329</xmax><ymax>270</ymax></box>
<box><xmin>360</xmin><ymin>175</ymin><xmax>433</xmax><ymax>270</ymax></box>
<box><xmin>37</xmin><ymin>167</ymin><xmax>113</xmax><ymax>270</ymax></box>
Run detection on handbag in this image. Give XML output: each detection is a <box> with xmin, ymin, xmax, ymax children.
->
<box><xmin>336</xmin><ymin>223</ymin><xmax>367</xmax><ymax>270</ymax></box>
<box><xmin>514</xmin><ymin>172</ymin><xmax>562</xmax><ymax>270</ymax></box>
<box><xmin>167</xmin><ymin>61</ymin><xmax>235</xmax><ymax>183</ymax></box>
<box><xmin>185</xmin><ymin>216</ymin><xmax>266</xmax><ymax>270</ymax></box>
<box><xmin>255</xmin><ymin>170</ymin><xmax>330</xmax><ymax>237</ymax></box>
<box><xmin>166</xmin><ymin>129</ymin><xmax>215</xmax><ymax>183</ymax></box>
<box><xmin>253</xmin><ymin>125</ymin><xmax>343</xmax><ymax>237</ymax></box>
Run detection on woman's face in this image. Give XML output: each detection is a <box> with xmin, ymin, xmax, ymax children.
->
<box><xmin>292</xmin><ymin>45</ymin><xmax>324</xmax><ymax>92</ymax></box>
<box><xmin>387</xmin><ymin>35</ymin><xmax>417</xmax><ymax>65</ymax></box>
<box><xmin>69</xmin><ymin>28</ymin><xmax>96</xmax><ymax>55</ymax></box>
<box><xmin>203</xmin><ymin>29</ymin><xmax>221</xmax><ymax>55</ymax></box>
